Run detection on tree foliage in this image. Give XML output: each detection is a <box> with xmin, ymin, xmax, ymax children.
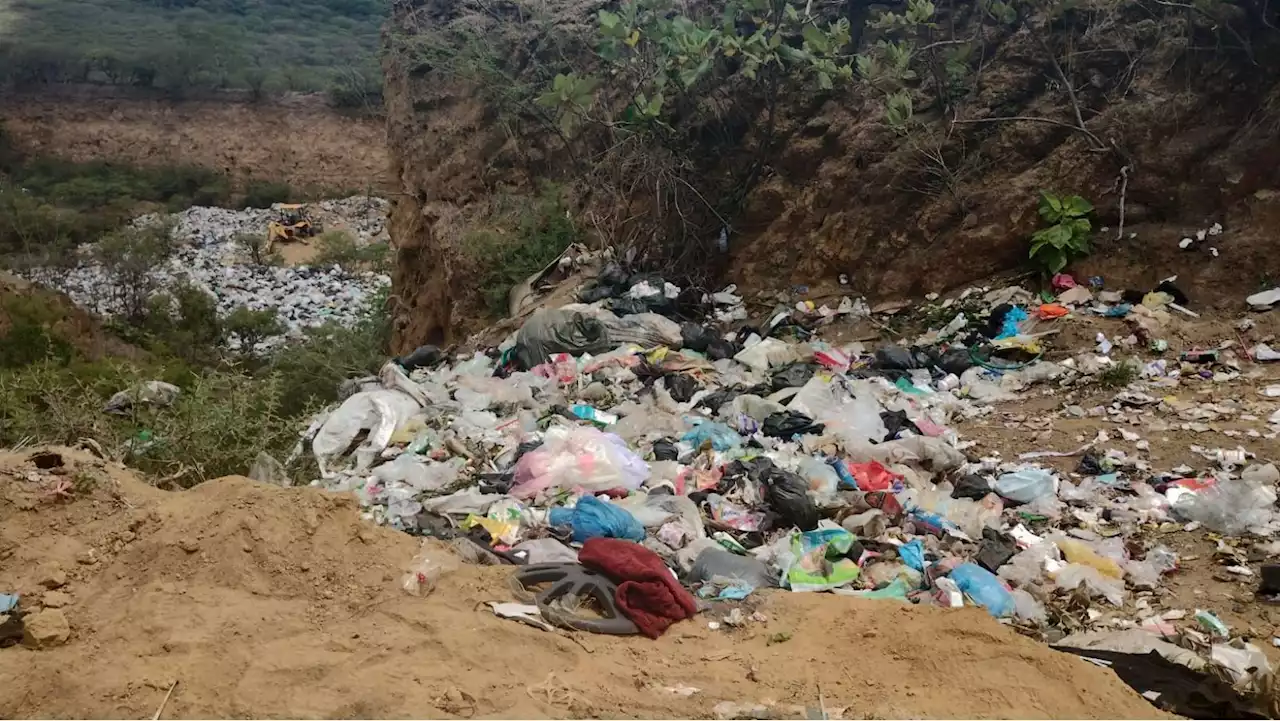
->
<box><xmin>0</xmin><ymin>0</ymin><xmax>386</xmax><ymax>100</ymax></box>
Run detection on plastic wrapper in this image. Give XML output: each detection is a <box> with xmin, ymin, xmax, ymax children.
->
<box><xmin>548</xmin><ymin>494</ymin><xmax>645</xmax><ymax>542</ymax></box>
<box><xmin>510</xmin><ymin>426</ymin><xmax>650</xmax><ymax>499</ymax></box>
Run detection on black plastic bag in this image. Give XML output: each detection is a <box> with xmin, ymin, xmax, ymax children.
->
<box><xmin>880</xmin><ymin>410</ymin><xmax>921</xmax><ymax>441</ymax></box>
<box><xmin>578</xmin><ymin>285</ymin><xmax>616</xmax><ymax>303</ymax></box>
<box><xmin>762</xmin><ymin>410</ymin><xmax>825</xmax><ymax>438</ymax></box>
<box><xmin>979</xmin><ymin>304</ymin><xmax>1013</xmax><ymax>340</ymax></box>
<box><xmin>598</xmin><ymin>262</ymin><xmax>628</xmax><ymax>289</ymax></box>
<box><xmin>665</xmin><ymin>373</ymin><xmax>701</xmax><ymax>403</ymax></box>
<box><xmin>707</xmin><ymin>338</ymin><xmax>736</xmax><ymax>361</ymax></box>
<box><xmin>695</xmin><ymin>389</ymin><xmax>736</xmax><ymax>412</ymax></box>
<box><xmin>937</xmin><ymin>347</ymin><xmax>973</xmax><ymax>375</ymax></box>
<box><xmin>681</xmin><ymin>323</ymin><xmax>714</xmax><ymax>352</ymax></box>
<box><xmin>397</xmin><ymin>344</ymin><xmax>443</xmax><ymax>371</ymax></box>
<box><xmin>1154</xmin><ymin>279</ymin><xmax>1189</xmax><ymax>306</ymax></box>
<box><xmin>763</xmin><ymin>466</ymin><xmax>819</xmax><ymax>531</ymax></box>
<box><xmin>651</xmin><ymin>438</ymin><xmax>680</xmax><ymax>461</ymax></box>
<box><xmin>770</xmin><ymin>362</ymin><xmax>817</xmax><ymax>392</ymax></box>
<box><xmin>976</xmin><ymin>528</ymin><xmax>1017</xmax><ymax>573</ymax></box>
<box><xmin>874</xmin><ymin>347</ymin><xmax>917</xmax><ymax>370</ymax></box>
<box><xmin>951</xmin><ymin>474</ymin><xmax>992</xmax><ymax>501</ymax></box>
<box><xmin>608</xmin><ymin>297</ymin><xmax>649</xmax><ymax>316</ymax></box>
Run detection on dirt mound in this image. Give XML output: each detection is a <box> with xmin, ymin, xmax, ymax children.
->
<box><xmin>0</xmin><ymin>448</ymin><xmax>1164</xmax><ymax>719</ymax></box>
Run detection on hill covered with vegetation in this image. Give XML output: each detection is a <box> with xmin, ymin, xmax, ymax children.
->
<box><xmin>0</xmin><ymin>0</ymin><xmax>386</xmax><ymax>104</ymax></box>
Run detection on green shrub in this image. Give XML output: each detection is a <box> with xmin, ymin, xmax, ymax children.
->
<box><xmin>312</xmin><ymin>230</ymin><xmax>392</xmax><ymax>273</ymax></box>
<box><xmin>234</xmin><ymin>231</ymin><xmax>283</xmax><ymax>266</ymax></box>
<box><xmin>92</xmin><ymin>218</ymin><xmax>176</xmax><ymax>322</ymax></box>
<box><xmin>465</xmin><ymin>185</ymin><xmax>578</xmax><ymax>317</ymax></box>
<box><xmin>1029</xmin><ymin>192</ymin><xmax>1093</xmax><ymax>275</ymax></box>
<box><xmin>268</xmin><ymin>288</ymin><xmax>390</xmax><ymax>417</ymax></box>
<box><xmin>223</xmin><ymin>306</ymin><xmax>285</xmax><ymax>353</ymax></box>
<box><xmin>242</xmin><ymin>180</ymin><xmax>293</xmax><ymax>208</ymax></box>
<box><xmin>0</xmin><ymin>359</ymin><xmax>296</xmax><ymax>486</ymax></box>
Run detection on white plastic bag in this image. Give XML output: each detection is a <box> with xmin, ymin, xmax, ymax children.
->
<box><xmin>510</xmin><ymin>426</ymin><xmax>650</xmax><ymax>499</ymax></box>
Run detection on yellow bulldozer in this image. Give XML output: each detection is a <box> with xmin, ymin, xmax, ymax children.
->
<box><xmin>266</xmin><ymin>204</ymin><xmax>322</xmax><ymax>250</ymax></box>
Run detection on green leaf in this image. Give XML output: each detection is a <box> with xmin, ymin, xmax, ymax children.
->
<box><xmin>680</xmin><ymin>57</ymin><xmax>711</xmax><ymax>87</ymax></box>
<box><xmin>802</xmin><ymin>25</ymin><xmax>829</xmax><ymax>54</ymax></box>
<box><xmin>1063</xmin><ymin>195</ymin><xmax>1093</xmax><ymax>217</ymax></box>
<box><xmin>1032</xmin><ymin>223</ymin><xmax>1072</xmax><ymax>249</ymax></box>
<box><xmin>768</xmin><ymin>32</ymin><xmax>782</xmax><ymax>49</ymax></box>
<box><xmin>646</xmin><ymin>92</ymin><xmax>664</xmax><ymax>116</ymax></box>
<box><xmin>785</xmin><ymin>4</ymin><xmax>800</xmax><ymax>21</ymax></box>
<box><xmin>599</xmin><ymin>10</ymin><xmax>620</xmax><ymax>28</ymax></box>
<box><xmin>817</xmin><ymin>71</ymin><xmax>833</xmax><ymax>90</ymax></box>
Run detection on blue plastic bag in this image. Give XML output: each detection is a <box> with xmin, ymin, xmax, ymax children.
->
<box><xmin>949</xmin><ymin>562</ymin><xmax>1015</xmax><ymax>617</ymax></box>
<box><xmin>994</xmin><ymin>468</ymin><xmax>1055</xmax><ymax>503</ymax></box>
<box><xmin>899</xmin><ymin>538</ymin><xmax>926</xmax><ymax>572</ymax></box>
<box><xmin>997</xmin><ymin>306</ymin><xmax>1028</xmax><ymax>340</ymax></box>
<box><xmin>681</xmin><ymin>421</ymin><xmax>742</xmax><ymax>451</ymax></box>
<box><xmin>548</xmin><ymin>494</ymin><xmax>645</xmax><ymax>543</ymax></box>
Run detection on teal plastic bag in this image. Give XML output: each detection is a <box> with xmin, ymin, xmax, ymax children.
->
<box><xmin>549</xmin><ymin>494</ymin><xmax>645</xmax><ymax>543</ymax></box>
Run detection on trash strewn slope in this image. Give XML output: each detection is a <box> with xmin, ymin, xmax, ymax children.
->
<box><xmin>0</xmin><ymin>449</ymin><xmax>1164</xmax><ymax>719</ymax></box>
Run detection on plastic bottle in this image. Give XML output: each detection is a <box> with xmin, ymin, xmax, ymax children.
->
<box><xmin>1057</xmin><ymin>538</ymin><xmax>1124</xmax><ymax>578</ymax></box>
<box><xmin>401</xmin><ymin>543</ymin><xmax>461</xmax><ymax>596</ymax></box>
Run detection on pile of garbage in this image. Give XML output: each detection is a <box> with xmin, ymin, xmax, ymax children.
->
<box><xmin>292</xmin><ymin>264</ymin><xmax>1280</xmax><ymax>717</ymax></box>
<box><xmin>21</xmin><ymin>197</ymin><xmax>391</xmax><ymax>348</ymax></box>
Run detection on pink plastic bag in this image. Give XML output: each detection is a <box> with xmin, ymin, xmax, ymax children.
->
<box><xmin>531</xmin><ymin>353</ymin><xmax>578</xmax><ymax>384</ymax></box>
<box><xmin>814</xmin><ymin>348</ymin><xmax>852</xmax><ymax>374</ymax></box>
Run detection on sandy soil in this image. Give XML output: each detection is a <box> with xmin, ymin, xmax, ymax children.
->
<box><xmin>0</xmin><ymin>449</ymin><xmax>1163</xmax><ymax>719</ymax></box>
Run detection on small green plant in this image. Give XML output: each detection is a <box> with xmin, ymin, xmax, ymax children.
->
<box><xmin>1028</xmin><ymin>192</ymin><xmax>1093</xmax><ymax>275</ymax></box>
<box><xmin>234</xmin><ymin>231</ymin><xmax>282</xmax><ymax>266</ymax></box>
<box><xmin>1099</xmin><ymin>358</ymin><xmax>1138</xmax><ymax>389</ymax></box>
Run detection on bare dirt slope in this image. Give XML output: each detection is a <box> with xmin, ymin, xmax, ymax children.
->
<box><xmin>0</xmin><ymin>449</ymin><xmax>1161</xmax><ymax>719</ymax></box>
<box><xmin>1</xmin><ymin>88</ymin><xmax>391</xmax><ymax>193</ymax></box>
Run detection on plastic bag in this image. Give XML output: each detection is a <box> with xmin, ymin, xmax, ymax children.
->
<box><xmin>762</xmin><ymin>410</ymin><xmax>825</xmax><ymax>438</ymax></box>
<box><xmin>1172</xmin><ymin>480</ymin><xmax>1276</xmax><ymax>534</ymax></box>
<box><xmin>510</xmin><ymin>426</ymin><xmax>650</xmax><ymax>499</ymax></box>
<box><xmin>514</xmin><ymin>308</ymin><xmax>613</xmax><ymax>369</ymax></box>
<box><xmin>312</xmin><ymin>389</ymin><xmax>422</xmax><ymax>472</ymax></box>
<box><xmin>1054</xmin><ymin>563</ymin><xmax>1125</xmax><ymax>606</ymax></box>
<box><xmin>681</xmin><ymin>420</ymin><xmax>743</xmax><ymax>451</ymax></box>
<box><xmin>401</xmin><ymin>542</ymin><xmax>461</xmax><ymax>596</ymax></box>
<box><xmin>689</xmin><ymin>547</ymin><xmax>777</xmax><ymax>589</ymax></box>
<box><xmin>511</xmin><ymin>538</ymin><xmax>579</xmax><ymax>564</ymax></box>
<box><xmin>797</xmin><ymin>457</ymin><xmax>840</xmax><ymax>499</ymax></box>
<box><xmin>994</xmin><ymin>468</ymin><xmax>1057</xmax><ymax>503</ymax></box>
<box><xmin>1010</xmin><ymin>588</ymin><xmax>1047</xmax><ymax>623</ymax></box>
<box><xmin>548</xmin><ymin>494</ymin><xmax>645</xmax><ymax>543</ymax></box>
<box><xmin>765</xmin><ymin>467</ymin><xmax>819</xmax><ymax>531</ymax></box>
<box><xmin>845</xmin><ymin>460</ymin><xmax>901</xmax><ymax>492</ymax></box>
<box><xmin>789</xmin><ymin>376</ymin><xmax>888</xmax><ymax>446</ymax></box>
<box><xmin>372</xmin><ymin>454</ymin><xmax>460</xmax><ymax>493</ymax></box>
<box><xmin>735</xmin><ymin>337</ymin><xmax>796</xmax><ymax>372</ymax></box>
<box><xmin>785</xmin><ymin>528</ymin><xmax>862</xmax><ymax>592</ymax></box>
<box><xmin>950</xmin><ymin>562</ymin><xmax>1015</xmax><ymax>617</ymax></box>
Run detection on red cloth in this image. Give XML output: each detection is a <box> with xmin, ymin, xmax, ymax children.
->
<box><xmin>578</xmin><ymin>537</ymin><xmax>697</xmax><ymax>639</ymax></box>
